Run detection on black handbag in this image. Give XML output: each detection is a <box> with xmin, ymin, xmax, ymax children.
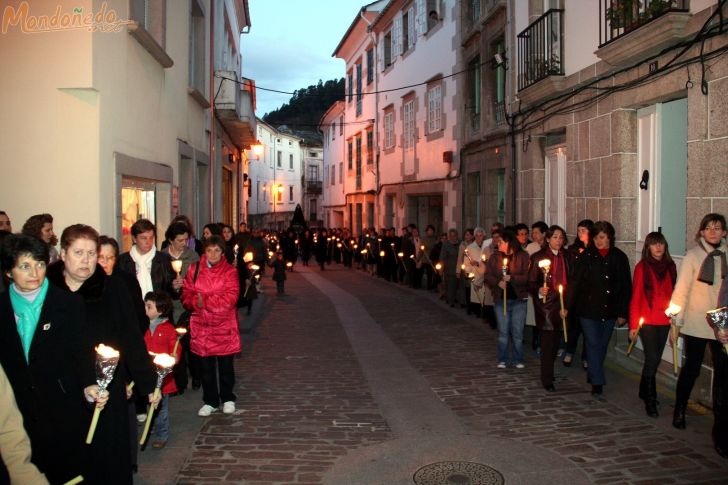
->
<box><xmin>176</xmin><ymin>261</ymin><xmax>200</xmax><ymax>326</ymax></box>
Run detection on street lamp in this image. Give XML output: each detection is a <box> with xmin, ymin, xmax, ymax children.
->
<box><xmin>252</xmin><ymin>141</ymin><xmax>264</xmax><ymax>158</ymax></box>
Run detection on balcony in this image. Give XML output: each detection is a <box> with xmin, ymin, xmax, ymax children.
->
<box><xmin>493</xmin><ymin>100</ymin><xmax>506</xmax><ymax>127</ymax></box>
<box><xmin>597</xmin><ymin>0</ymin><xmax>690</xmax><ymax>66</ymax></box>
<box><xmin>517</xmin><ymin>9</ymin><xmax>564</xmax><ymax>92</ymax></box>
<box><xmin>305</xmin><ymin>180</ymin><xmax>323</xmax><ymax>194</ymax></box>
<box><xmin>214</xmin><ymin>71</ymin><xmax>257</xmax><ymax>149</ymax></box>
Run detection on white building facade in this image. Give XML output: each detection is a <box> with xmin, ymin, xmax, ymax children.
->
<box><xmin>320</xmin><ymin>101</ymin><xmax>347</xmax><ymax>228</ymax></box>
<box><xmin>246</xmin><ymin>120</ymin><xmax>303</xmax><ymax>230</ymax></box>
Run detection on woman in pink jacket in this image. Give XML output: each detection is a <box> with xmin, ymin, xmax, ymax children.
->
<box><xmin>182</xmin><ymin>235</ymin><xmax>240</xmax><ymax>417</ymax></box>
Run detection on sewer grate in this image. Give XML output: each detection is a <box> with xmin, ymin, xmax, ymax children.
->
<box><xmin>413</xmin><ymin>461</ymin><xmax>504</xmax><ymax>485</ymax></box>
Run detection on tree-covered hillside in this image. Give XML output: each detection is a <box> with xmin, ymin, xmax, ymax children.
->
<box><xmin>263</xmin><ymin>78</ymin><xmax>344</xmax><ymax>132</ymax></box>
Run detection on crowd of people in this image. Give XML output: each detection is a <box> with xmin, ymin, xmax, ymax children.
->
<box><xmin>0</xmin><ymin>209</ymin><xmax>726</xmax><ymax>483</ymax></box>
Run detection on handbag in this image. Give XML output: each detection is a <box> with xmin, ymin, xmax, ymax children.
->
<box><xmin>176</xmin><ymin>261</ymin><xmax>200</xmax><ymax>327</ymax></box>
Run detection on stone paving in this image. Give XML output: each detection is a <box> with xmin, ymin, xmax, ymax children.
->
<box><xmin>140</xmin><ymin>263</ymin><xmax>728</xmax><ymax>484</ymax></box>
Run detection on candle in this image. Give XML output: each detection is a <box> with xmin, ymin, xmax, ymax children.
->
<box><xmin>379</xmin><ymin>250</ymin><xmax>385</xmax><ymax>257</ymax></box>
<box><xmin>398</xmin><ymin>252</ymin><xmax>404</xmax><ymax>258</ymax></box>
<box><xmin>295</xmin><ymin>239</ymin><xmax>299</xmax><ymax>245</ymax></box>
<box><xmin>251</xmin><ymin>264</ymin><xmax>260</xmax><ymax>271</ymax></box>
<box><xmin>171</xmin><ymin>259</ymin><xmax>183</xmax><ymax>277</ymax></box>
<box><xmin>435</xmin><ymin>262</ymin><xmax>442</xmax><ymax>271</ymax></box>
<box><xmin>243</xmin><ymin>252</ymin><xmax>254</xmax><ymax>263</ymax></box>
<box><xmin>537</xmin><ymin>259</ymin><xmax>551</xmax><ymax>303</ymax></box>
<box><xmin>627</xmin><ymin>317</ymin><xmax>644</xmax><ymax>355</ymax></box>
<box><xmin>559</xmin><ymin>284</ymin><xmax>567</xmax><ymax>342</ymax></box>
<box><xmin>286</xmin><ymin>261</ymin><xmax>293</xmax><ymax>268</ymax></box>
<box><xmin>501</xmin><ymin>258</ymin><xmax>508</xmax><ymax>316</ymax></box>
<box><xmin>666</xmin><ymin>303</ymin><xmax>682</xmax><ymax>375</ymax></box>
<box><xmin>86</xmin><ymin>344</ymin><xmax>120</xmax><ymax>444</ymax></box>
<box><xmin>140</xmin><ymin>353</ymin><xmax>176</xmax><ymax>446</ymax></box>
<box><xmin>171</xmin><ymin>327</ymin><xmax>187</xmax><ymax>357</ymax></box>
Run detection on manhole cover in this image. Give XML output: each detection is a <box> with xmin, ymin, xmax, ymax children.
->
<box><xmin>413</xmin><ymin>461</ymin><xmax>504</xmax><ymax>485</ymax></box>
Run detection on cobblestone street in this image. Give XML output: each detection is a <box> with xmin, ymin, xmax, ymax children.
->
<box><xmin>138</xmin><ymin>265</ymin><xmax>728</xmax><ymax>484</ymax></box>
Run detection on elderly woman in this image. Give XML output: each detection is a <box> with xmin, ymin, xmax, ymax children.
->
<box><xmin>47</xmin><ymin>224</ymin><xmax>157</xmax><ymax>483</ymax></box>
<box><xmin>463</xmin><ymin>227</ymin><xmax>489</xmax><ymax>317</ymax></box>
<box><xmin>182</xmin><ymin>235</ymin><xmax>240</xmax><ymax>417</ymax></box>
<box><xmin>0</xmin><ymin>234</ymin><xmax>98</xmax><ymax>483</ymax></box>
<box><xmin>564</xmin><ymin>221</ymin><xmax>632</xmax><ymax>396</ymax></box>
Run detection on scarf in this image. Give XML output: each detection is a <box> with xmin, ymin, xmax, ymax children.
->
<box><xmin>643</xmin><ymin>255</ymin><xmax>677</xmax><ymax>305</ymax></box>
<box><xmin>697</xmin><ymin>239</ymin><xmax>727</xmax><ymax>285</ymax></box>
<box><xmin>9</xmin><ymin>279</ymin><xmax>49</xmax><ymax>363</ymax></box>
<box><xmin>130</xmin><ymin>245</ymin><xmax>156</xmax><ymax>297</ymax></box>
<box><xmin>550</xmin><ymin>250</ymin><xmax>567</xmax><ymax>288</ymax></box>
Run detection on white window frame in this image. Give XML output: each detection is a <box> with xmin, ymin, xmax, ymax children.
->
<box><xmin>427</xmin><ymin>84</ymin><xmax>442</xmax><ymax>133</ymax></box>
<box><xmin>403</xmin><ymin>100</ymin><xmax>415</xmax><ymax>150</ymax></box>
<box><xmin>384</xmin><ymin>111</ymin><xmax>395</xmax><ymax>149</ymax></box>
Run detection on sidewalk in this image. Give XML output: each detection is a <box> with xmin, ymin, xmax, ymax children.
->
<box><xmin>136</xmin><ymin>264</ymin><xmax>727</xmax><ymax>484</ymax></box>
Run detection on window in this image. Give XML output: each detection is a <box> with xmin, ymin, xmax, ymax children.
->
<box><xmin>402</xmin><ymin>10</ymin><xmax>410</xmax><ymax>53</ymax></box>
<box><xmin>366</xmin><ymin>48</ymin><xmax>374</xmax><ymax>84</ymax></box>
<box><xmin>355</xmin><ymin>135</ymin><xmax>362</xmax><ymax>189</ymax></box>
<box><xmin>332</xmin><ymin>122</ymin><xmax>336</xmax><ymax>140</ymax></box>
<box><xmin>331</xmin><ymin>164</ymin><xmax>336</xmax><ymax>185</ymax></box>
<box><xmin>366</xmin><ymin>130</ymin><xmax>374</xmax><ymax>165</ymax></box>
<box><xmin>289</xmin><ymin>153</ymin><xmax>293</xmax><ymax>169</ymax></box>
<box><xmin>427</xmin><ymin>84</ymin><xmax>442</xmax><ymax>133</ymax></box>
<box><xmin>356</xmin><ymin>63</ymin><xmax>363</xmax><ymax>116</ymax></box>
<box><xmin>325</xmin><ymin>166</ymin><xmax>329</xmax><ymax>186</ymax></box>
<box><xmin>427</xmin><ymin>0</ymin><xmax>440</xmax><ymax>31</ymax></box>
<box><xmin>289</xmin><ymin>186</ymin><xmax>294</xmax><ymax>201</ymax></box>
<box><xmin>339</xmin><ymin>116</ymin><xmax>344</xmax><ymax>135</ymax></box>
<box><xmin>383</xmin><ymin>31</ymin><xmax>392</xmax><ymax>69</ymax></box>
<box><xmin>130</xmin><ymin>0</ymin><xmax>167</xmax><ymax>49</ymax></box>
<box><xmin>384</xmin><ymin>111</ymin><xmax>395</xmax><ymax>149</ymax></box>
<box><xmin>403</xmin><ymin>99</ymin><xmax>415</xmax><ymax>150</ymax></box>
<box><xmin>188</xmin><ymin>0</ymin><xmax>205</xmax><ymax>93</ymax></box>
<box><xmin>470</xmin><ymin>0</ymin><xmax>481</xmax><ymax>25</ymax></box>
<box><xmin>277</xmin><ymin>150</ymin><xmax>282</xmax><ymax>168</ymax></box>
<box><xmin>492</xmin><ymin>37</ymin><xmax>506</xmax><ymax>125</ymax></box>
<box><xmin>309</xmin><ymin>151</ymin><xmax>318</xmax><ymax>158</ymax></box>
<box><xmin>339</xmin><ymin>162</ymin><xmax>343</xmax><ymax>184</ymax></box>
<box><xmin>348</xmin><ymin>141</ymin><xmax>353</xmax><ymax>170</ymax></box>
<box><xmin>308</xmin><ymin>164</ymin><xmax>319</xmax><ymax>180</ymax></box>
<box><xmin>348</xmin><ymin>71</ymin><xmax>353</xmax><ymax>102</ymax></box>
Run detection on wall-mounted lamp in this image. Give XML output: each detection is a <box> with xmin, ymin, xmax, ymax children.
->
<box><xmin>492</xmin><ymin>53</ymin><xmax>508</xmax><ymax>69</ymax></box>
<box><xmin>252</xmin><ymin>141</ymin><xmax>264</xmax><ymax>158</ymax></box>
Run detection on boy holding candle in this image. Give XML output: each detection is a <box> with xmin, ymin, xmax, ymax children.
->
<box><xmin>143</xmin><ymin>291</ymin><xmax>180</xmax><ymax>448</ymax></box>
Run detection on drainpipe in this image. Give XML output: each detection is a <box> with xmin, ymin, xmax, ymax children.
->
<box><xmin>208</xmin><ymin>0</ymin><xmax>216</xmax><ymax>223</ymax></box>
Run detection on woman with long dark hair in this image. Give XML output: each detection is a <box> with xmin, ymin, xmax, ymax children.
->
<box><xmin>485</xmin><ymin>229</ymin><xmax>530</xmax><ymax>369</ymax></box>
<box><xmin>629</xmin><ymin>232</ymin><xmax>677</xmax><ymax>417</ymax></box>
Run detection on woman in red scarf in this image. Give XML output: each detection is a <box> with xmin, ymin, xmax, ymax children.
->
<box><xmin>629</xmin><ymin>232</ymin><xmax>677</xmax><ymax>417</ymax></box>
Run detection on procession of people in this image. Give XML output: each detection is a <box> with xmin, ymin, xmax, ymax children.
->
<box><xmin>0</xmin><ymin>210</ymin><xmax>727</xmax><ymax>482</ymax></box>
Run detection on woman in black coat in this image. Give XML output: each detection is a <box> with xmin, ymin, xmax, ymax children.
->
<box><xmin>0</xmin><ymin>234</ymin><xmax>97</xmax><ymax>484</ymax></box>
<box><xmin>315</xmin><ymin>229</ymin><xmax>329</xmax><ymax>271</ymax></box>
<box><xmin>564</xmin><ymin>221</ymin><xmax>632</xmax><ymax>396</ymax></box>
<box><xmin>47</xmin><ymin>225</ymin><xmax>157</xmax><ymax>484</ymax></box>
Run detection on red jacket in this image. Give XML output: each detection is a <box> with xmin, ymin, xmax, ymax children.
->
<box><xmin>181</xmin><ymin>257</ymin><xmax>241</xmax><ymax>357</ymax></box>
<box><xmin>143</xmin><ymin>320</ymin><xmax>179</xmax><ymax>395</ymax></box>
<box><xmin>629</xmin><ymin>260</ymin><xmax>674</xmax><ymax>330</ymax></box>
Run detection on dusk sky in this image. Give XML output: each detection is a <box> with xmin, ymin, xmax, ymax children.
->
<box><xmin>242</xmin><ymin>0</ymin><xmax>368</xmax><ymax>118</ymax></box>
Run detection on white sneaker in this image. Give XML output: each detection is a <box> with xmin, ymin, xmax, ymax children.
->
<box><xmin>515</xmin><ymin>363</ymin><xmax>525</xmax><ymax>369</ymax></box>
<box><xmin>497</xmin><ymin>362</ymin><xmax>507</xmax><ymax>369</ymax></box>
<box><xmin>222</xmin><ymin>401</ymin><xmax>236</xmax><ymax>414</ymax></box>
<box><xmin>136</xmin><ymin>413</ymin><xmax>146</xmax><ymax>423</ymax></box>
<box><xmin>198</xmin><ymin>404</ymin><xmax>217</xmax><ymax>417</ymax></box>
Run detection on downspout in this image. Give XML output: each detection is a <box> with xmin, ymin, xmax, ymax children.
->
<box><xmin>360</xmin><ymin>9</ymin><xmax>379</xmax><ymax>226</ymax></box>
<box><xmin>208</xmin><ymin>0</ymin><xmax>215</xmax><ymax>223</ymax></box>
<box><xmin>507</xmin><ymin>0</ymin><xmax>517</xmax><ymax>224</ymax></box>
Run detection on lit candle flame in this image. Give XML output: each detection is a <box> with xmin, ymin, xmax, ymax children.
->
<box><xmin>175</xmin><ymin>327</ymin><xmax>187</xmax><ymax>336</ymax></box>
<box><xmin>379</xmin><ymin>251</ymin><xmax>385</xmax><ymax>257</ymax></box>
<box><xmin>468</xmin><ymin>272</ymin><xmax>475</xmax><ymax>279</ymax></box>
<box><xmin>294</xmin><ymin>239</ymin><xmax>299</xmax><ymax>244</ymax></box>
<box><xmin>171</xmin><ymin>259</ymin><xmax>183</xmax><ymax>274</ymax></box>
<box><xmin>502</xmin><ymin>258</ymin><xmax>508</xmax><ymax>267</ymax></box>
<box><xmin>538</xmin><ymin>259</ymin><xmax>551</xmax><ymax>269</ymax></box>
<box><xmin>398</xmin><ymin>252</ymin><xmax>404</xmax><ymax>257</ymax></box>
<box><xmin>665</xmin><ymin>302</ymin><xmax>682</xmax><ymax>317</ymax></box>
<box><xmin>243</xmin><ymin>252</ymin><xmax>254</xmax><ymax>263</ymax></box>
<box><xmin>153</xmin><ymin>353</ymin><xmax>176</xmax><ymax>368</ymax></box>
<box><xmin>95</xmin><ymin>344</ymin><xmax>119</xmax><ymax>359</ymax></box>
<box><xmin>251</xmin><ymin>264</ymin><xmax>260</xmax><ymax>271</ymax></box>
<box><xmin>461</xmin><ymin>264</ymin><xmax>465</xmax><ymax>270</ymax></box>
<box><xmin>638</xmin><ymin>317</ymin><xmax>644</xmax><ymax>328</ymax></box>
<box><xmin>435</xmin><ymin>263</ymin><xmax>442</xmax><ymax>270</ymax></box>
<box><xmin>420</xmin><ymin>245</ymin><xmax>425</xmax><ymax>251</ymax></box>
<box><xmin>286</xmin><ymin>262</ymin><xmax>293</xmax><ymax>267</ymax></box>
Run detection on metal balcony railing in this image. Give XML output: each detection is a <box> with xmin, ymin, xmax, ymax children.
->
<box><xmin>305</xmin><ymin>181</ymin><xmax>322</xmax><ymax>194</ymax></box>
<box><xmin>517</xmin><ymin>9</ymin><xmax>564</xmax><ymax>91</ymax></box>
<box><xmin>493</xmin><ymin>100</ymin><xmax>506</xmax><ymax>126</ymax></box>
<box><xmin>599</xmin><ymin>0</ymin><xmax>689</xmax><ymax>47</ymax></box>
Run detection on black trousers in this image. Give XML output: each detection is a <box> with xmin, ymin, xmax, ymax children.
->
<box><xmin>200</xmin><ymin>354</ymin><xmax>236</xmax><ymax>408</ymax></box>
<box><xmin>564</xmin><ymin>314</ymin><xmax>586</xmax><ymax>360</ymax></box>
<box><xmin>540</xmin><ymin>329</ymin><xmax>562</xmax><ymax>386</ymax></box>
<box><xmin>640</xmin><ymin>325</ymin><xmax>670</xmax><ymax>380</ymax></box>
<box><xmin>676</xmin><ymin>335</ymin><xmax>728</xmax><ymax>446</ymax></box>
<box><xmin>445</xmin><ymin>274</ymin><xmax>459</xmax><ymax>305</ymax></box>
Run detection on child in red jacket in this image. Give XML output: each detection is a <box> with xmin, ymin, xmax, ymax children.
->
<box><xmin>143</xmin><ymin>291</ymin><xmax>179</xmax><ymax>448</ymax></box>
<box><xmin>629</xmin><ymin>232</ymin><xmax>677</xmax><ymax>418</ymax></box>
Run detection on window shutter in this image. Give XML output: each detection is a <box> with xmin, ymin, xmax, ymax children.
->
<box><xmin>415</xmin><ymin>0</ymin><xmax>426</xmax><ymax>36</ymax></box>
<box><xmin>379</xmin><ymin>39</ymin><xmax>385</xmax><ymax>71</ymax></box>
<box><xmin>393</xmin><ymin>13</ymin><xmax>402</xmax><ymax>59</ymax></box>
<box><xmin>408</xmin><ymin>6</ymin><xmax>416</xmax><ymax>49</ymax></box>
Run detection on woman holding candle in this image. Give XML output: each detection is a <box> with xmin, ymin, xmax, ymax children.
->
<box><xmin>669</xmin><ymin>213</ymin><xmax>728</xmax><ymax>458</ymax></box>
<box><xmin>528</xmin><ymin>225</ymin><xmax>569</xmax><ymax>391</ymax></box>
<box><xmin>563</xmin><ymin>221</ymin><xmax>632</xmax><ymax>396</ymax></box>
<box><xmin>0</xmin><ymin>234</ymin><xmax>99</xmax><ymax>483</ymax></box>
<box><xmin>464</xmin><ymin>227</ymin><xmax>489</xmax><ymax>318</ymax></box>
<box><xmin>485</xmin><ymin>229</ymin><xmax>530</xmax><ymax>369</ymax></box>
<box><xmin>47</xmin><ymin>224</ymin><xmax>158</xmax><ymax>483</ymax></box>
<box><xmin>181</xmin><ymin>236</ymin><xmax>241</xmax><ymax>417</ymax></box>
<box><xmin>628</xmin><ymin>232</ymin><xmax>677</xmax><ymax>417</ymax></box>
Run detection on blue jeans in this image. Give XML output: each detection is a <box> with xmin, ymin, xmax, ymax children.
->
<box><xmin>494</xmin><ymin>299</ymin><xmax>527</xmax><ymax>364</ymax></box>
<box><xmin>152</xmin><ymin>394</ymin><xmax>170</xmax><ymax>442</ymax></box>
<box><xmin>580</xmin><ymin>317</ymin><xmax>616</xmax><ymax>386</ymax></box>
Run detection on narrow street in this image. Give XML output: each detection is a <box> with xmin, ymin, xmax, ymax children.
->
<box><xmin>139</xmin><ymin>266</ymin><xmax>728</xmax><ymax>485</ymax></box>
